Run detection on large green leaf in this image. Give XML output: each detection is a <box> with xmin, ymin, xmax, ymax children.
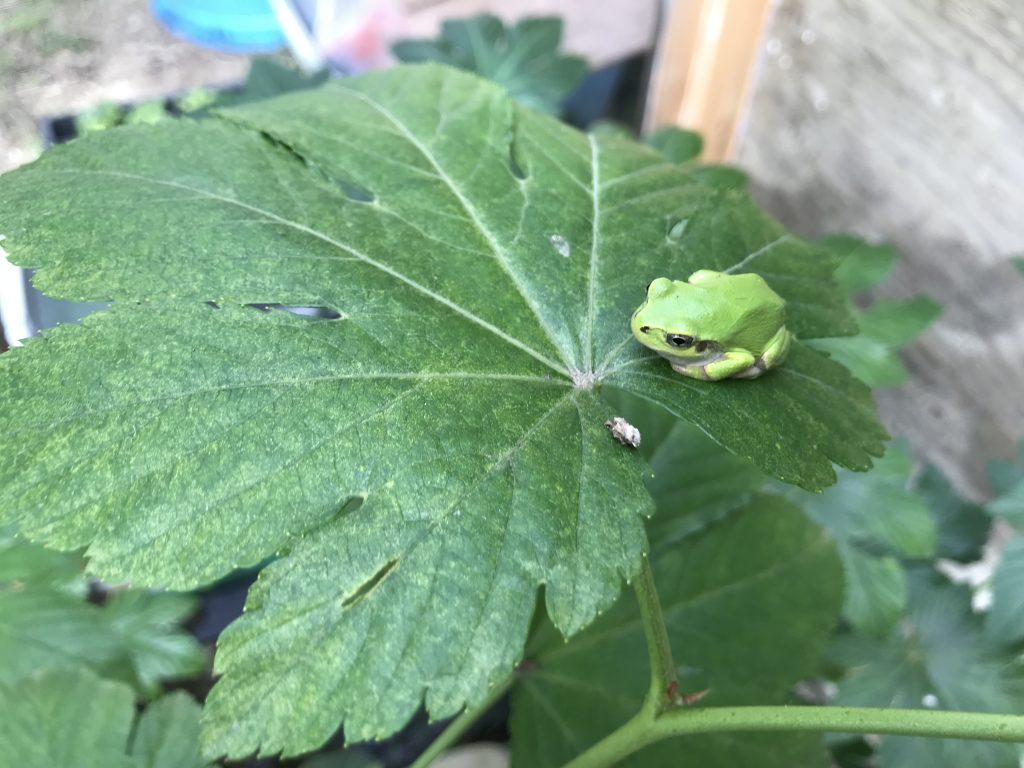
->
<box><xmin>510</xmin><ymin>497</ymin><xmax>843</xmax><ymax>767</ymax></box>
<box><xmin>831</xmin><ymin>568</ymin><xmax>1024</xmax><ymax>768</ymax></box>
<box><xmin>0</xmin><ymin>65</ymin><xmax>883</xmax><ymax>756</ymax></box>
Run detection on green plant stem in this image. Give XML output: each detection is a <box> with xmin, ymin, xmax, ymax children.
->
<box><xmin>561</xmin><ymin>705</ymin><xmax>1024</xmax><ymax>768</ymax></box>
<box><xmin>562</xmin><ymin>551</ymin><xmax>1024</xmax><ymax>768</ymax></box>
<box><xmin>410</xmin><ymin>675</ymin><xmax>514</xmax><ymax>768</ymax></box>
<box><xmin>634</xmin><ymin>553</ymin><xmax>677</xmax><ymax>713</ymax></box>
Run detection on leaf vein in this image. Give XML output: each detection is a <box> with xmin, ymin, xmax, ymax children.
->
<box><xmin>333</xmin><ymin>84</ymin><xmax>574</xmax><ymax>370</ymax></box>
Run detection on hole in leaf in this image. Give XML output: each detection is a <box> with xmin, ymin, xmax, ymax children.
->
<box><xmin>507</xmin><ymin>114</ymin><xmax>528</xmax><ymax>180</ymax></box>
<box><xmin>258</xmin><ymin>130</ymin><xmax>376</xmax><ymax>203</ymax></box>
<box><xmin>275</xmin><ymin>305</ymin><xmax>343</xmax><ymax>320</ymax></box>
<box><xmin>328</xmin><ymin>175</ymin><xmax>376</xmax><ymax>203</ymax></box>
<box><xmin>244</xmin><ymin>304</ymin><xmax>343</xmax><ymax>319</ymax></box>
<box><xmin>342</xmin><ymin>558</ymin><xmax>397</xmax><ymax>608</ymax></box>
<box><xmin>667</xmin><ymin>219</ymin><xmax>689</xmax><ymax>241</ymax></box>
<box><xmin>509</xmin><ymin>145</ymin><xmax>528</xmax><ymax>180</ymax></box>
<box><xmin>336</xmin><ymin>495</ymin><xmax>365</xmax><ymax>517</ymax></box>
<box><xmin>259</xmin><ymin>130</ymin><xmax>306</xmax><ymax>163</ymax></box>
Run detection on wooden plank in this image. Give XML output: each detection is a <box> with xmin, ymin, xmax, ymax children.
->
<box><xmin>644</xmin><ymin>0</ymin><xmax>772</xmax><ymax>161</ymax></box>
<box><xmin>737</xmin><ymin>0</ymin><xmax>1024</xmax><ymax>496</ymax></box>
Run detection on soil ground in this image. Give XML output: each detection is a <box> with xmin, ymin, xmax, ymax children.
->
<box><xmin>0</xmin><ymin>0</ymin><xmax>251</xmax><ymax>173</ymax></box>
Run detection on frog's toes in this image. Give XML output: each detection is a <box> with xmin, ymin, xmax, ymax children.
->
<box><xmin>733</xmin><ymin>360</ymin><xmax>768</xmax><ymax>379</ymax></box>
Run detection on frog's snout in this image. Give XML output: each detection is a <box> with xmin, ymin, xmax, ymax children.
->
<box><xmin>639</xmin><ymin>325</ymin><xmax>651</xmax><ymax>333</ymax></box>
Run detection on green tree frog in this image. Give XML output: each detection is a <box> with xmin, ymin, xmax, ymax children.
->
<box><xmin>630</xmin><ymin>270</ymin><xmax>792</xmax><ymax>380</ymax></box>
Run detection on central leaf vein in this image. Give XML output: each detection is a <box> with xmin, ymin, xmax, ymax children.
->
<box><xmin>584</xmin><ymin>134</ymin><xmax>601</xmax><ymax>372</ymax></box>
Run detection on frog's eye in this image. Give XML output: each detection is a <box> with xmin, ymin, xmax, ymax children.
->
<box><xmin>666</xmin><ymin>334</ymin><xmax>694</xmax><ymax>348</ymax></box>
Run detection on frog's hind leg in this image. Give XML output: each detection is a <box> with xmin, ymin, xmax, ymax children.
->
<box><xmin>693</xmin><ymin>350</ymin><xmax>757</xmax><ymax>380</ymax></box>
<box><xmin>734</xmin><ymin>327</ymin><xmax>792</xmax><ymax>379</ymax></box>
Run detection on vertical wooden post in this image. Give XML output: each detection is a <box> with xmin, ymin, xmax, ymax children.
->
<box><xmin>644</xmin><ymin>0</ymin><xmax>773</xmax><ymax>162</ymax></box>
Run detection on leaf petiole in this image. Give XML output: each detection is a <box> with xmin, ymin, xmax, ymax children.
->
<box><xmin>561</xmin><ymin>705</ymin><xmax>1024</xmax><ymax>768</ymax></box>
<box><xmin>561</xmin><ymin>551</ymin><xmax>1024</xmax><ymax>768</ymax></box>
<box><xmin>411</xmin><ymin>674</ymin><xmax>515</xmax><ymax>768</ymax></box>
<box><xmin>633</xmin><ymin>554</ymin><xmax>678</xmax><ymax>716</ymax></box>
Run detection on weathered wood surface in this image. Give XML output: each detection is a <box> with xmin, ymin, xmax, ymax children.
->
<box><xmin>643</xmin><ymin>0</ymin><xmax>773</xmax><ymax>161</ymax></box>
<box><xmin>737</xmin><ymin>0</ymin><xmax>1024</xmax><ymax>497</ymax></box>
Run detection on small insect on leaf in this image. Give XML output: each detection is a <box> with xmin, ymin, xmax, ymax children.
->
<box><xmin>604</xmin><ymin>416</ymin><xmax>641</xmax><ymax>449</ymax></box>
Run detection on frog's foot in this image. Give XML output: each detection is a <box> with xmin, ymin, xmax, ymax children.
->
<box><xmin>734</xmin><ymin>326</ymin><xmax>793</xmax><ymax>379</ymax></box>
<box><xmin>687</xmin><ymin>269</ymin><xmax>724</xmax><ymax>284</ymax></box>
<box><xmin>672</xmin><ymin>350</ymin><xmax>757</xmax><ymax>381</ymax></box>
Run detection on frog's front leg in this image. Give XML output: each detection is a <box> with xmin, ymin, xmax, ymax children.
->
<box><xmin>687</xmin><ymin>269</ymin><xmax>724</xmax><ymax>284</ymax></box>
<box><xmin>733</xmin><ymin>326</ymin><xmax>792</xmax><ymax>379</ymax></box>
<box><xmin>672</xmin><ymin>350</ymin><xmax>756</xmax><ymax>380</ymax></box>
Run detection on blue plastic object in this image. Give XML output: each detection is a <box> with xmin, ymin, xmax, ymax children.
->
<box><xmin>151</xmin><ymin>0</ymin><xmax>285</xmax><ymax>54</ymax></box>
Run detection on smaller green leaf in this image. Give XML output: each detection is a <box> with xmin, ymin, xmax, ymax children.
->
<box><xmin>642</xmin><ymin>127</ymin><xmax>747</xmax><ymax>188</ymax></box>
<box><xmin>130</xmin><ymin>692</ymin><xmax>212</xmax><ymax>768</ymax></box>
<box><xmin>808</xmin><ymin>298</ymin><xmax>941</xmax><ymax>387</ymax></box>
<box><xmin>686</xmin><ymin>164</ymin><xmax>749</xmax><ymax>190</ymax></box>
<box><xmin>800</xmin><ymin>443</ymin><xmax>934</xmax><ymax>632</ymax></box>
<box><xmin>587</xmin><ymin>120</ymin><xmax>634</xmax><ymax>141</ymax></box>
<box><xmin>204</xmin><ymin>58</ymin><xmax>329</xmax><ymax>113</ymax></box>
<box><xmin>831</xmin><ymin>567</ymin><xmax>1024</xmax><ymax>768</ymax></box>
<box><xmin>803</xmin><ymin>443</ymin><xmax>935</xmax><ymax>559</ymax></box>
<box><xmin>645</xmin><ymin>127</ymin><xmax>703</xmax><ymax>164</ymax></box>
<box><xmin>76</xmin><ymin>101</ymin><xmax>124</xmax><ymax>133</ymax></box>
<box><xmin>645</xmin><ymin>422</ymin><xmax>766</xmax><ymax>547</ymax></box>
<box><xmin>985</xmin><ymin>535</ymin><xmax>1024</xmax><ymax>647</ymax></box>
<box><xmin>987</xmin><ymin>441</ymin><xmax>1024</xmax><ymax>527</ymax></box>
<box><xmin>0</xmin><ymin>587</ymin><xmax>204</xmax><ymax>697</ymax></box>
<box><xmin>96</xmin><ymin>591</ymin><xmax>207</xmax><ymax>697</ymax></box>
<box><xmin>299</xmin><ymin>749</ymin><xmax>384</xmax><ymax>768</ymax></box>
<box><xmin>915</xmin><ymin>465</ymin><xmax>991</xmax><ymax>563</ymax></box>
<box><xmin>0</xmin><ymin>531</ymin><xmax>85</xmax><ymax>594</ymax></box>
<box><xmin>1012</xmin><ymin>256</ymin><xmax>1024</xmax><ymax>278</ymax></box>
<box><xmin>0</xmin><ymin>668</ymin><xmax>209</xmax><ymax>768</ymax></box>
<box><xmin>838</xmin><ymin>544</ymin><xmax>906</xmax><ymax>636</ymax></box>
<box><xmin>819</xmin><ymin>235</ymin><xmax>897</xmax><ymax>295</ymax></box>
<box><xmin>0</xmin><ymin>667</ymin><xmax>135</xmax><ymax>768</ymax></box>
<box><xmin>856</xmin><ymin>298</ymin><xmax>942</xmax><ymax>347</ymax></box>
<box><xmin>511</xmin><ymin>497</ymin><xmax>843</xmax><ymax>768</ymax></box>
<box><xmin>124</xmin><ymin>102</ymin><xmax>170</xmax><ymax>127</ymax></box>
<box><xmin>392</xmin><ymin>15</ymin><xmax>587</xmax><ymax>114</ymax></box>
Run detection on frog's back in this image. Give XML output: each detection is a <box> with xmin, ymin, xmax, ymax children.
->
<box><xmin>695</xmin><ymin>272</ymin><xmax>786</xmax><ymax>349</ymax></box>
